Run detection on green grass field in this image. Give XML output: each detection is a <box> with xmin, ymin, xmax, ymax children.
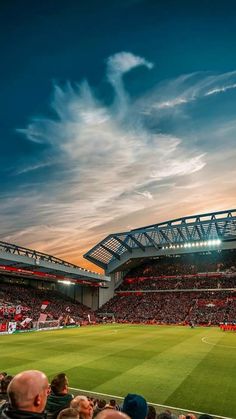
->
<box><xmin>0</xmin><ymin>325</ymin><xmax>236</xmax><ymax>418</ymax></box>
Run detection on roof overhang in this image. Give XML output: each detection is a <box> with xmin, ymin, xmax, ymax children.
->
<box><xmin>0</xmin><ymin>242</ymin><xmax>110</xmax><ymax>285</ymax></box>
<box><xmin>84</xmin><ymin>209</ymin><xmax>236</xmax><ymax>274</ymax></box>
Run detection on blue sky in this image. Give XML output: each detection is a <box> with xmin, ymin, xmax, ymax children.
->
<box><xmin>1</xmin><ymin>0</ymin><xmax>236</xmax><ymax>270</ymax></box>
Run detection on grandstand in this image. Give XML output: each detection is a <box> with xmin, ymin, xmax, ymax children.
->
<box><xmin>1</xmin><ymin>209</ymin><xmax>236</xmax><ymax>329</ymax></box>
<box><xmin>1</xmin><ymin>209</ymin><xmax>236</xmax><ymax>419</ymax></box>
<box><xmin>84</xmin><ymin>209</ymin><xmax>236</xmax><ymax>325</ymax></box>
<box><xmin>0</xmin><ymin>242</ymin><xmax>109</xmax><ymax>331</ymax></box>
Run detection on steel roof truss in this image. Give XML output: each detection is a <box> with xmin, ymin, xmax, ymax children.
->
<box><xmin>85</xmin><ymin>254</ymin><xmax>107</xmax><ymax>270</ymax></box>
<box><xmin>176</xmin><ymin>226</ymin><xmax>186</xmax><ymax>242</ymax></box>
<box><xmin>143</xmin><ymin>232</ymin><xmax>159</xmax><ymax>248</ymax></box>
<box><xmin>128</xmin><ymin>234</ymin><xmax>145</xmax><ymax>251</ymax></box>
<box><xmin>114</xmin><ymin>236</ymin><xmax>132</xmax><ymax>253</ymax></box>
<box><xmin>158</xmin><ymin>228</ymin><xmax>171</xmax><ymax>243</ymax></box>
<box><xmin>100</xmin><ymin>244</ymin><xmax>121</xmax><ymax>260</ymax></box>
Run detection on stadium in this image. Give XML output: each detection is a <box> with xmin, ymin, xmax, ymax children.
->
<box><xmin>0</xmin><ymin>209</ymin><xmax>236</xmax><ymax>419</ymax></box>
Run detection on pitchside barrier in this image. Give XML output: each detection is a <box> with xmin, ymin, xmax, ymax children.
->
<box><xmin>69</xmin><ymin>387</ymin><xmax>232</xmax><ymax>419</ymax></box>
<box><xmin>0</xmin><ymin>323</ymin><xmax>79</xmax><ymax>335</ymax></box>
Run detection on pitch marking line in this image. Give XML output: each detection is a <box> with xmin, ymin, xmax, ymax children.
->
<box><xmin>202</xmin><ymin>337</ymin><xmax>236</xmax><ymax>349</ymax></box>
<box><xmin>69</xmin><ymin>387</ymin><xmax>231</xmax><ymax>419</ymax></box>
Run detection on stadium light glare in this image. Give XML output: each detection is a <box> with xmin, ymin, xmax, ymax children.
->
<box><xmin>58</xmin><ymin>280</ymin><xmax>75</xmax><ymax>285</ymax></box>
<box><xmin>162</xmin><ymin>238</ymin><xmax>221</xmax><ymax>251</ymax></box>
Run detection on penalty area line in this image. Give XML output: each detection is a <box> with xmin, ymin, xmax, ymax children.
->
<box><xmin>69</xmin><ymin>387</ymin><xmax>231</xmax><ymax>419</ymax></box>
<box><xmin>202</xmin><ymin>337</ymin><xmax>236</xmax><ymax>349</ymax></box>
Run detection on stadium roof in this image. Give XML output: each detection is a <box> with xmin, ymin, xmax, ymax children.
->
<box><xmin>84</xmin><ymin>209</ymin><xmax>236</xmax><ymax>273</ymax></box>
<box><xmin>0</xmin><ymin>241</ymin><xmax>110</xmax><ymax>285</ymax></box>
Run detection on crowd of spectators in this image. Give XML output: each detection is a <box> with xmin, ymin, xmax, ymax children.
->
<box><xmin>0</xmin><ymin>281</ymin><xmax>93</xmax><ymax>330</ymax></box>
<box><xmin>97</xmin><ymin>291</ymin><xmax>236</xmax><ymax>325</ymax></box>
<box><xmin>0</xmin><ymin>370</ymin><xmax>214</xmax><ymax>419</ymax></box>
<box><xmin>124</xmin><ymin>250</ymin><xmax>236</xmax><ymax>280</ymax></box>
<box><xmin>97</xmin><ymin>250</ymin><xmax>236</xmax><ymax>326</ymax></box>
<box><xmin>118</xmin><ymin>275</ymin><xmax>236</xmax><ymax>291</ymax></box>
<box><xmin>1</xmin><ymin>249</ymin><xmax>236</xmax><ymax>329</ymax></box>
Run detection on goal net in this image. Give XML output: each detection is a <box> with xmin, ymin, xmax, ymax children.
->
<box><xmin>34</xmin><ymin>319</ymin><xmax>61</xmax><ymax>330</ymax></box>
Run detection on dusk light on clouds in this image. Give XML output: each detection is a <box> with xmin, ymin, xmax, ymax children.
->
<box><xmin>0</xmin><ymin>0</ymin><xmax>236</xmax><ymax>271</ymax></box>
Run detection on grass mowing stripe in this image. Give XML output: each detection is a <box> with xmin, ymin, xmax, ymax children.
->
<box><xmin>165</xmin><ymin>328</ymin><xmax>236</xmax><ymax>418</ymax></box>
<box><xmin>92</xmin><ymin>327</ymin><xmax>218</xmax><ymax>404</ymax></box>
<box><xmin>0</xmin><ymin>325</ymin><xmax>235</xmax><ymax>418</ymax></box>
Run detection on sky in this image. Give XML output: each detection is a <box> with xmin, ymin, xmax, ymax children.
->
<box><xmin>0</xmin><ymin>0</ymin><xmax>236</xmax><ymax>272</ymax></box>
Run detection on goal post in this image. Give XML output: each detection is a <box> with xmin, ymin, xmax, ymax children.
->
<box><xmin>34</xmin><ymin>319</ymin><xmax>61</xmax><ymax>331</ymax></box>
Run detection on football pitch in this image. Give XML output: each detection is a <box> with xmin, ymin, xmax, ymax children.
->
<box><xmin>0</xmin><ymin>324</ymin><xmax>236</xmax><ymax>418</ymax></box>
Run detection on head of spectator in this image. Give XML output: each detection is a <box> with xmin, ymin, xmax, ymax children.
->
<box><xmin>70</xmin><ymin>395</ymin><xmax>93</xmax><ymax>419</ymax></box>
<box><xmin>164</xmin><ymin>411</ymin><xmax>177</xmax><ymax>419</ymax></box>
<box><xmin>1</xmin><ymin>375</ymin><xmax>13</xmax><ymax>394</ymax></box>
<box><xmin>96</xmin><ymin>410</ymin><xmax>130</xmax><ymax>419</ymax></box>
<box><xmin>198</xmin><ymin>416</ymin><xmax>214</xmax><ymax>419</ymax></box>
<box><xmin>157</xmin><ymin>413</ymin><xmax>172</xmax><ymax>419</ymax></box>
<box><xmin>97</xmin><ymin>400</ymin><xmax>107</xmax><ymax>410</ymax></box>
<box><xmin>147</xmin><ymin>406</ymin><xmax>156</xmax><ymax>419</ymax></box>
<box><xmin>105</xmin><ymin>400</ymin><xmax>118</xmax><ymax>410</ymax></box>
<box><xmin>51</xmin><ymin>373</ymin><xmax>69</xmax><ymax>395</ymax></box>
<box><xmin>57</xmin><ymin>408</ymin><xmax>80</xmax><ymax>419</ymax></box>
<box><xmin>122</xmin><ymin>394</ymin><xmax>148</xmax><ymax>419</ymax></box>
<box><xmin>93</xmin><ymin>399</ymin><xmax>107</xmax><ymax>417</ymax></box>
<box><xmin>7</xmin><ymin>370</ymin><xmax>49</xmax><ymax>413</ymax></box>
<box><xmin>46</xmin><ymin>373</ymin><xmax>73</xmax><ymax>417</ymax></box>
<box><xmin>0</xmin><ymin>373</ymin><xmax>7</xmax><ymax>382</ymax></box>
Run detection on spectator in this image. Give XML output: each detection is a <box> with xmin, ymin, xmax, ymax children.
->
<box><xmin>157</xmin><ymin>413</ymin><xmax>171</xmax><ymax>419</ymax></box>
<box><xmin>104</xmin><ymin>401</ymin><xmax>119</xmax><ymax>411</ymax></box>
<box><xmin>57</xmin><ymin>408</ymin><xmax>80</xmax><ymax>419</ymax></box>
<box><xmin>96</xmin><ymin>411</ymin><xmax>130</xmax><ymax>419</ymax></box>
<box><xmin>71</xmin><ymin>396</ymin><xmax>93</xmax><ymax>419</ymax></box>
<box><xmin>0</xmin><ymin>376</ymin><xmax>13</xmax><ymax>406</ymax></box>
<box><xmin>0</xmin><ymin>370</ymin><xmax>49</xmax><ymax>419</ymax></box>
<box><xmin>147</xmin><ymin>406</ymin><xmax>156</xmax><ymax>419</ymax></box>
<box><xmin>122</xmin><ymin>394</ymin><xmax>148</xmax><ymax>419</ymax></box>
<box><xmin>198</xmin><ymin>416</ymin><xmax>214</xmax><ymax>419</ymax></box>
<box><xmin>0</xmin><ymin>375</ymin><xmax>7</xmax><ymax>384</ymax></box>
<box><xmin>46</xmin><ymin>373</ymin><xmax>73</xmax><ymax>419</ymax></box>
<box><xmin>93</xmin><ymin>400</ymin><xmax>107</xmax><ymax>417</ymax></box>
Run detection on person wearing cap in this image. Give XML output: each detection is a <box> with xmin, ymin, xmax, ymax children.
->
<box><xmin>122</xmin><ymin>394</ymin><xmax>148</xmax><ymax>419</ymax></box>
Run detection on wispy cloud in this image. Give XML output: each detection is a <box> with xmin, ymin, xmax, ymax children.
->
<box><xmin>135</xmin><ymin>190</ymin><xmax>153</xmax><ymax>200</ymax></box>
<box><xmin>2</xmin><ymin>52</ymin><xmax>235</xmax><ymax>268</ymax></box>
<box><xmin>205</xmin><ymin>82</ymin><xmax>236</xmax><ymax>96</ymax></box>
<box><xmin>106</xmin><ymin>51</ymin><xmax>154</xmax><ymax>118</ymax></box>
<box><xmin>142</xmin><ymin>70</ymin><xmax>236</xmax><ymax>112</ymax></box>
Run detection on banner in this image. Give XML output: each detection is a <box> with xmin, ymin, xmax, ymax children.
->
<box><xmin>15</xmin><ymin>305</ymin><xmax>22</xmax><ymax>314</ymax></box>
<box><xmin>41</xmin><ymin>301</ymin><xmax>50</xmax><ymax>310</ymax></box>
<box><xmin>38</xmin><ymin>313</ymin><xmax>47</xmax><ymax>322</ymax></box>
<box><xmin>8</xmin><ymin>322</ymin><xmax>17</xmax><ymax>334</ymax></box>
<box><xmin>20</xmin><ymin>317</ymin><xmax>32</xmax><ymax>328</ymax></box>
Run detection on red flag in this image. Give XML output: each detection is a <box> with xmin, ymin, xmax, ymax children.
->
<box><xmin>38</xmin><ymin>313</ymin><xmax>47</xmax><ymax>322</ymax></box>
<box><xmin>41</xmin><ymin>301</ymin><xmax>50</xmax><ymax>310</ymax></box>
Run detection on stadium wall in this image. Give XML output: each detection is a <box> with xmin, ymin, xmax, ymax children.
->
<box><xmin>98</xmin><ymin>271</ymin><xmax>127</xmax><ymax>308</ymax></box>
<box><xmin>99</xmin><ymin>277</ymin><xmax>115</xmax><ymax>307</ymax></box>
